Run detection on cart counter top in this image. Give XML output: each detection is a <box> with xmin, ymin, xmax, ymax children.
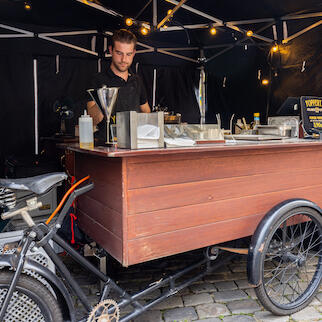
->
<box><xmin>65</xmin><ymin>138</ymin><xmax>322</xmax><ymax>158</ymax></box>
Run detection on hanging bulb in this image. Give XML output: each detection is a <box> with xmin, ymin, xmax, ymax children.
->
<box><xmin>140</xmin><ymin>23</ymin><xmax>151</xmax><ymax>35</ymax></box>
<box><xmin>246</xmin><ymin>30</ymin><xmax>253</xmax><ymax>37</ymax></box>
<box><xmin>272</xmin><ymin>45</ymin><xmax>279</xmax><ymax>52</ymax></box>
<box><xmin>24</xmin><ymin>1</ymin><xmax>32</xmax><ymax>10</ymax></box>
<box><xmin>262</xmin><ymin>79</ymin><xmax>269</xmax><ymax>85</ymax></box>
<box><xmin>209</xmin><ymin>26</ymin><xmax>217</xmax><ymax>35</ymax></box>
<box><xmin>125</xmin><ymin>18</ymin><xmax>134</xmax><ymax>27</ymax></box>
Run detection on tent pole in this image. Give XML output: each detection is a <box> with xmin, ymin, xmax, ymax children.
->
<box><xmin>153</xmin><ymin>0</ymin><xmax>157</xmax><ymax>28</ymax></box>
<box><xmin>38</xmin><ymin>35</ymin><xmax>98</xmax><ymax>56</ymax></box>
<box><xmin>156</xmin><ymin>49</ymin><xmax>198</xmax><ymax>63</ymax></box>
<box><xmin>0</xmin><ymin>34</ymin><xmax>33</xmax><ymax>38</ymax></box>
<box><xmin>282</xmin><ymin>20</ymin><xmax>322</xmax><ymax>43</ymax></box>
<box><xmin>157</xmin><ymin>0</ymin><xmax>188</xmax><ymax>30</ymax></box>
<box><xmin>0</xmin><ymin>23</ymin><xmax>33</xmax><ymax>35</ymax></box>
<box><xmin>165</xmin><ymin>0</ymin><xmax>273</xmax><ymax>42</ymax></box>
<box><xmin>282</xmin><ymin>12</ymin><xmax>322</xmax><ymax>21</ymax></box>
<box><xmin>152</xmin><ymin>69</ymin><xmax>157</xmax><ymax>108</ymax></box>
<box><xmin>33</xmin><ymin>59</ymin><xmax>39</xmax><ymax>156</ymax></box>
<box><xmin>39</xmin><ymin>30</ymin><xmax>97</xmax><ymax>37</ymax></box>
<box><xmin>205</xmin><ymin>23</ymin><xmax>274</xmax><ymax>63</ymax></box>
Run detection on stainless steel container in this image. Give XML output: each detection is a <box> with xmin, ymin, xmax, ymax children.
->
<box><xmin>256</xmin><ymin>125</ymin><xmax>292</xmax><ymax>137</ymax></box>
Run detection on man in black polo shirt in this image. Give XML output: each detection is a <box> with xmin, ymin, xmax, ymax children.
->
<box><xmin>87</xmin><ymin>29</ymin><xmax>151</xmax><ymax>140</ymax></box>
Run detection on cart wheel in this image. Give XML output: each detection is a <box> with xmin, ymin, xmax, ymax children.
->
<box><xmin>0</xmin><ymin>271</ymin><xmax>63</xmax><ymax>322</ymax></box>
<box><xmin>255</xmin><ymin>206</ymin><xmax>322</xmax><ymax>315</ymax></box>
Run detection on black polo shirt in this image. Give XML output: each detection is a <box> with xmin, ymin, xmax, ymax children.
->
<box><xmin>88</xmin><ymin>66</ymin><xmax>148</xmax><ymax>143</ymax></box>
<box><xmin>89</xmin><ymin>66</ymin><xmax>148</xmax><ymax>113</ymax></box>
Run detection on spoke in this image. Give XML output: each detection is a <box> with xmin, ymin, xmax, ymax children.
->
<box><xmin>303</xmin><ymin>236</ymin><xmax>322</xmax><ymax>255</ymax></box>
<box><xmin>305</xmin><ymin>248</ymin><xmax>322</xmax><ymax>264</ymax></box>
<box><xmin>303</xmin><ymin>226</ymin><xmax>319</xmax><ymax>260</ymax></box>
<box><xmin>291</xmin><ymin>225</ymin><xmax>317</xmax><ymax>249</ymax></box>
<box><xmin>265</xmin><ymin>260</ymin><xmax>298</xmax><ymax>287</ymax></box>
<box><xmin>299</xmin><ymin>220</ymin><xmax>312</xmax><ymax>254</ymax></box>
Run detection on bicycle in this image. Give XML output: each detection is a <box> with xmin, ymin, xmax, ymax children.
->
<box><xmin>0</xmin><ymin>172</ymin><xmax>239</xmax><ymax>321</ymax></box>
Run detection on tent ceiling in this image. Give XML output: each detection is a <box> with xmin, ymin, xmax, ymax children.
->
<box><xmin>0</xmin><ymin>0</ymin><xmax>321</xmax><ymax>62</ymax></box>
<box><xmin>1</xmin><ymin>0</ymin><xmax>321</xmax><ymax>28</ymax></box>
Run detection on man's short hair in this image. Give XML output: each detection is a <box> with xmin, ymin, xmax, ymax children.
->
<box><xmin>111</xmin><ymin>29</ymin><xmax>137</xmax><ymax>48</ymax></box>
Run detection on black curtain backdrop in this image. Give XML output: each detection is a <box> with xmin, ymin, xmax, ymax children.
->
<box><xmin>37</xmin><ymin>56</ymin><xmax>97</xmax><ymax>138</ymax></box>
<box><xmin>206</xmin><ymin>45</ymin><xmax>268</xmax><ymax>128</ymax></box>
<box><xmin>139</xmin><ymin>65</ymin><xmax>200</xmax><ymax>123</ymax></box>
<box><xmin>0</xmin><ymin>54</ymin><xmax>34</xmax><ymax>157</ymax></box>
<box><xmin>269</xmin><ymin>27</ymin><xmax>322</xmax><ymax>115</ymax></box>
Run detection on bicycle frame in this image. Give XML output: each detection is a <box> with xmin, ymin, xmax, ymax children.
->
<box><xmin>0</xmin><ymin>180</ymin><xmax>236</xmax><ymax>322</ymax></box>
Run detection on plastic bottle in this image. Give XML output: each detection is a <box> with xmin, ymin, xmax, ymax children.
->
<box><xmin>79</xmin><ymin>110</ymin><xmax>94</xmax><ymax>149</ymax></box>
<box><xmin>253</xmin><ymin>112</ymin><xmax>260</xmax><ymax>134</ymax></box>
<box><xmin>253</xmin><ymin>113</ymin><xmax>260</xmax><ymax>126</ymax></box>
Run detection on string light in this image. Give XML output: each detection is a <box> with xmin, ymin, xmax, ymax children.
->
<box><xmin>140</xmin><ymin>23</ymin><xmax>151</xmax><ymax>35</ymax></box>
<box><xmin>167</xmin><ymin>9</ymin><xmax>173</xmax><ymax>15</ymax></box>
<box><xmin>272</xmin><ymin>45</ymin><xmax>279</xmax><ymax>52</ymax></box>
<box><xmin>24</xmin><ymin>1</ymin><xmax>32</xmax><ymax>10</ymax></box>
<box><xmin>209</xmin><ymin>26</ymin><xmax>217</xmax><ymax>35</ymax></box>
<box><xmin>262</xmin><ymin>79</ymin><xmax>269</xmax><ymax>85</ymax></box>
<box><xmin>125</xmin><ymin>18</ymin><xmax>134</xmax><ymax>26</ymax></box>
<box><xmin>246</xmin><ymin>30</ymin><xmax>253</xmax><ymax>37</ymax></box>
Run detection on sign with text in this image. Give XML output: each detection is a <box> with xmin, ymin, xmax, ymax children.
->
<box><xmin>300</xmin><ymin>96</ymin><xmax>322</xmax><ymax>134</ymax></box>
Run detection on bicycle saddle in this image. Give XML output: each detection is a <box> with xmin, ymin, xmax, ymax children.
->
<box><xmin>0</xmin><ymin>172</ymin><xmax>67</xmax><ymax>194</ymax></box>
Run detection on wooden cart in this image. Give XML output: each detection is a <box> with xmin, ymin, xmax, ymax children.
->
<box><xmin>63</xmin><ymin>140</ymin><xmax>322</xmax><ymax>316</ymax></box>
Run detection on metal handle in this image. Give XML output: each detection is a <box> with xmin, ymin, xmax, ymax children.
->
<box><xmin>1</xmin><ymin>201</ymin><xmax>42</xmax><ymax>220</ymax></box>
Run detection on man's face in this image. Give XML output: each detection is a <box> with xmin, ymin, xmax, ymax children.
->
<box><xmin>109</xmin><ymin>41</ymin><xmax>136</xmax><ymax>73</ymax></box>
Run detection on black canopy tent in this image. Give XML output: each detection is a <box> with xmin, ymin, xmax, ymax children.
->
<box><xmin>0</xmin><ymin>0</ymin><xmax>321</xmax><ymax>174</ymax></box>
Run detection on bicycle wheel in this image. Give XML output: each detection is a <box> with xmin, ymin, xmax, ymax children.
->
<box><xmin>255</xmin><ymin>206</ymin><xmax>322</xmax><ymax>315</ymax></box>
<box><xmin>0</xmin><ymin>271</ymin><xmax>63</xmax><ymax>322</ymax></box>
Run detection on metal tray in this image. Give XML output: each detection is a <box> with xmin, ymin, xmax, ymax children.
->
<box><xmin>224</xmin><ymin>134</ymin><xmax>283</xmax><ymax>141</ymax></box>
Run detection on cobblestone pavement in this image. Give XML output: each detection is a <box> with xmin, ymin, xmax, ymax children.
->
<box><xmin>67</xmin><ymin>249</ymin><xmax>322</xmax><ymax>322</ymax></box>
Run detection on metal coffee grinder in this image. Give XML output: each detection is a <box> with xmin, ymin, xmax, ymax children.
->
<box><xmin>87</xmin><ymin>86</ymin><xmax>119</xmax><ymax>145</ymax></box>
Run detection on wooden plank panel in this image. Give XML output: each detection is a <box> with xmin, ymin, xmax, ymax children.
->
<box><xmin>78</xmin><ymin>195</ymin><xmax>122</xmax><ymax>238</ymax></box>
<box><xmin>76</xmin><ymin>153</ymin><xmax>123</xmax><ymax>213</ymax></box>
<box><xmin>78</xmin><ymin>210</ymin><xmax>123</xmax><ymax>263</ymax></box>
<box><xmin>85</xmin><ymin>180</ymin><xmax>122</xmax><ymax>213</ymax></box>
<box><xmin>76</xmin><ymin>153</ymin><xmax>122</xmax><ymax>186</ymax></box>
<box><xmin>128</xmin><ymin>168</ymin><xmax>322</xmax><ymax>214</ymax></box>
<box><xmin>127</xmin><ymin>213</ymin><xmax>263</xmax><ymax>265</ymax></box>
<box><xmin>127</xmin><ymin>149</ymin><xmax>322</xmax><ymax>189</ymax></box>
<box><xmin>127</xmin><ymin>184</ymin><xmax>322</xmax><ymax>239</ymax></box>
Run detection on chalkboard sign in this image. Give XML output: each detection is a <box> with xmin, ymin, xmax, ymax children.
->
<box><xmin>300</xmin><ymin>96</ymin><xmax>322</xmax><ymax>134</ymax></box>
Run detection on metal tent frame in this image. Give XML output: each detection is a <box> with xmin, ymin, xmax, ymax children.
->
<box><xmin>0</xmin><ymin>0</ymin><xmax>321</xmax><ymax>153</ymax></box>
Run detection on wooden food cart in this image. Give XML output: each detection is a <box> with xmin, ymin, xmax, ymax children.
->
<box><xmin>66</xmin><ymin>140</ymin><xmax>322</xmax><ymax>263</ymax></box>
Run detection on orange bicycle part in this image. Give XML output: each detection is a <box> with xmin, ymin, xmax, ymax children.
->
<box><xmin>46</xmin><ymin>175</ymin><xmax>90</xmax><ymax>225</ymax></box>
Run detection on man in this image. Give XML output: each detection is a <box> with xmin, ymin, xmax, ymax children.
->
<box><xmin>87</xmin><ymin>29</ymin><xmax>151</xmax><ymax>138</ymax></box>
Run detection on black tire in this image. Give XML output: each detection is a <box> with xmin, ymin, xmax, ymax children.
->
<box><xmin>0</xmin><ymin>271</ymin><xmax>63</xmax><ymax>322</ymax></box>
<box><xmin>255</xmin><ymin>206</ymin><xmax>322</xmax><ymax>315</ymax></box>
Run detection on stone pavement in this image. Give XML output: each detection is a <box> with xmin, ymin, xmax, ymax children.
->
<box><xmin>68</xmin><ymin>249</ymin><xmax>322</xmax><ymax>322</ymax></box>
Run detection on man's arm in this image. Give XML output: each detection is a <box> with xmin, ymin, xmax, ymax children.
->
<box><xmin>87</xmin><ymin>101</ymin><xmax>104</xmax><ymax>126</ymax></box>
<box><xmin>140</xmin><ymin>102</ymin><xmax>151</xmax><ymax>113</ymax></box>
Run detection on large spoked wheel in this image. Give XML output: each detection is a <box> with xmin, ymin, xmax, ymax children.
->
<box><xmin>0</xmin><ymin>271</ymin><xmax>63</xmax><ymax>322</ymax></box>
<box><xmin>255</xmin><ymin>206</ymin><xmax>322</xmax><ymax>315</ymax></box>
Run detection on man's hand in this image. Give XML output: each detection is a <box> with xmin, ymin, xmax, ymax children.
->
<box><xmin>140</xmin><ymin>102</ymin><xmax>151</xmax><ymax>113</ymax></box>
<box><xmin>87</xmin><ymin>101</ymin><xmax>104</xmax><ymax>126</ymax></box>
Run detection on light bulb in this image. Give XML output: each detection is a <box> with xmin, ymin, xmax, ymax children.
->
<box><xmin>140</xmin><ymin>27</ymin><xmax>149</xmax><ymax>35</ymax></box>
<box><xmin>209</xmin><ymin>27</ymin><xmax>217</xmax><ymax>35</ymax></box>
<box><xmin>246</xmin><ymin>30</ymin><xmax>253</xmax><ymax>37</ymax></box>
<box><xmin>125</xmin><ymin>18</ymin><xmax>133</xmax><ymax>27</ymax></box>
<box><xmin>272</xmin><ymin>45</ymin><xmax>278</xmax><ymax>52</ymax></box>
<box><xmin>262</xmin><ymin>79</ymin><xmax>269</xmax><ymax>85</ymax></box>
